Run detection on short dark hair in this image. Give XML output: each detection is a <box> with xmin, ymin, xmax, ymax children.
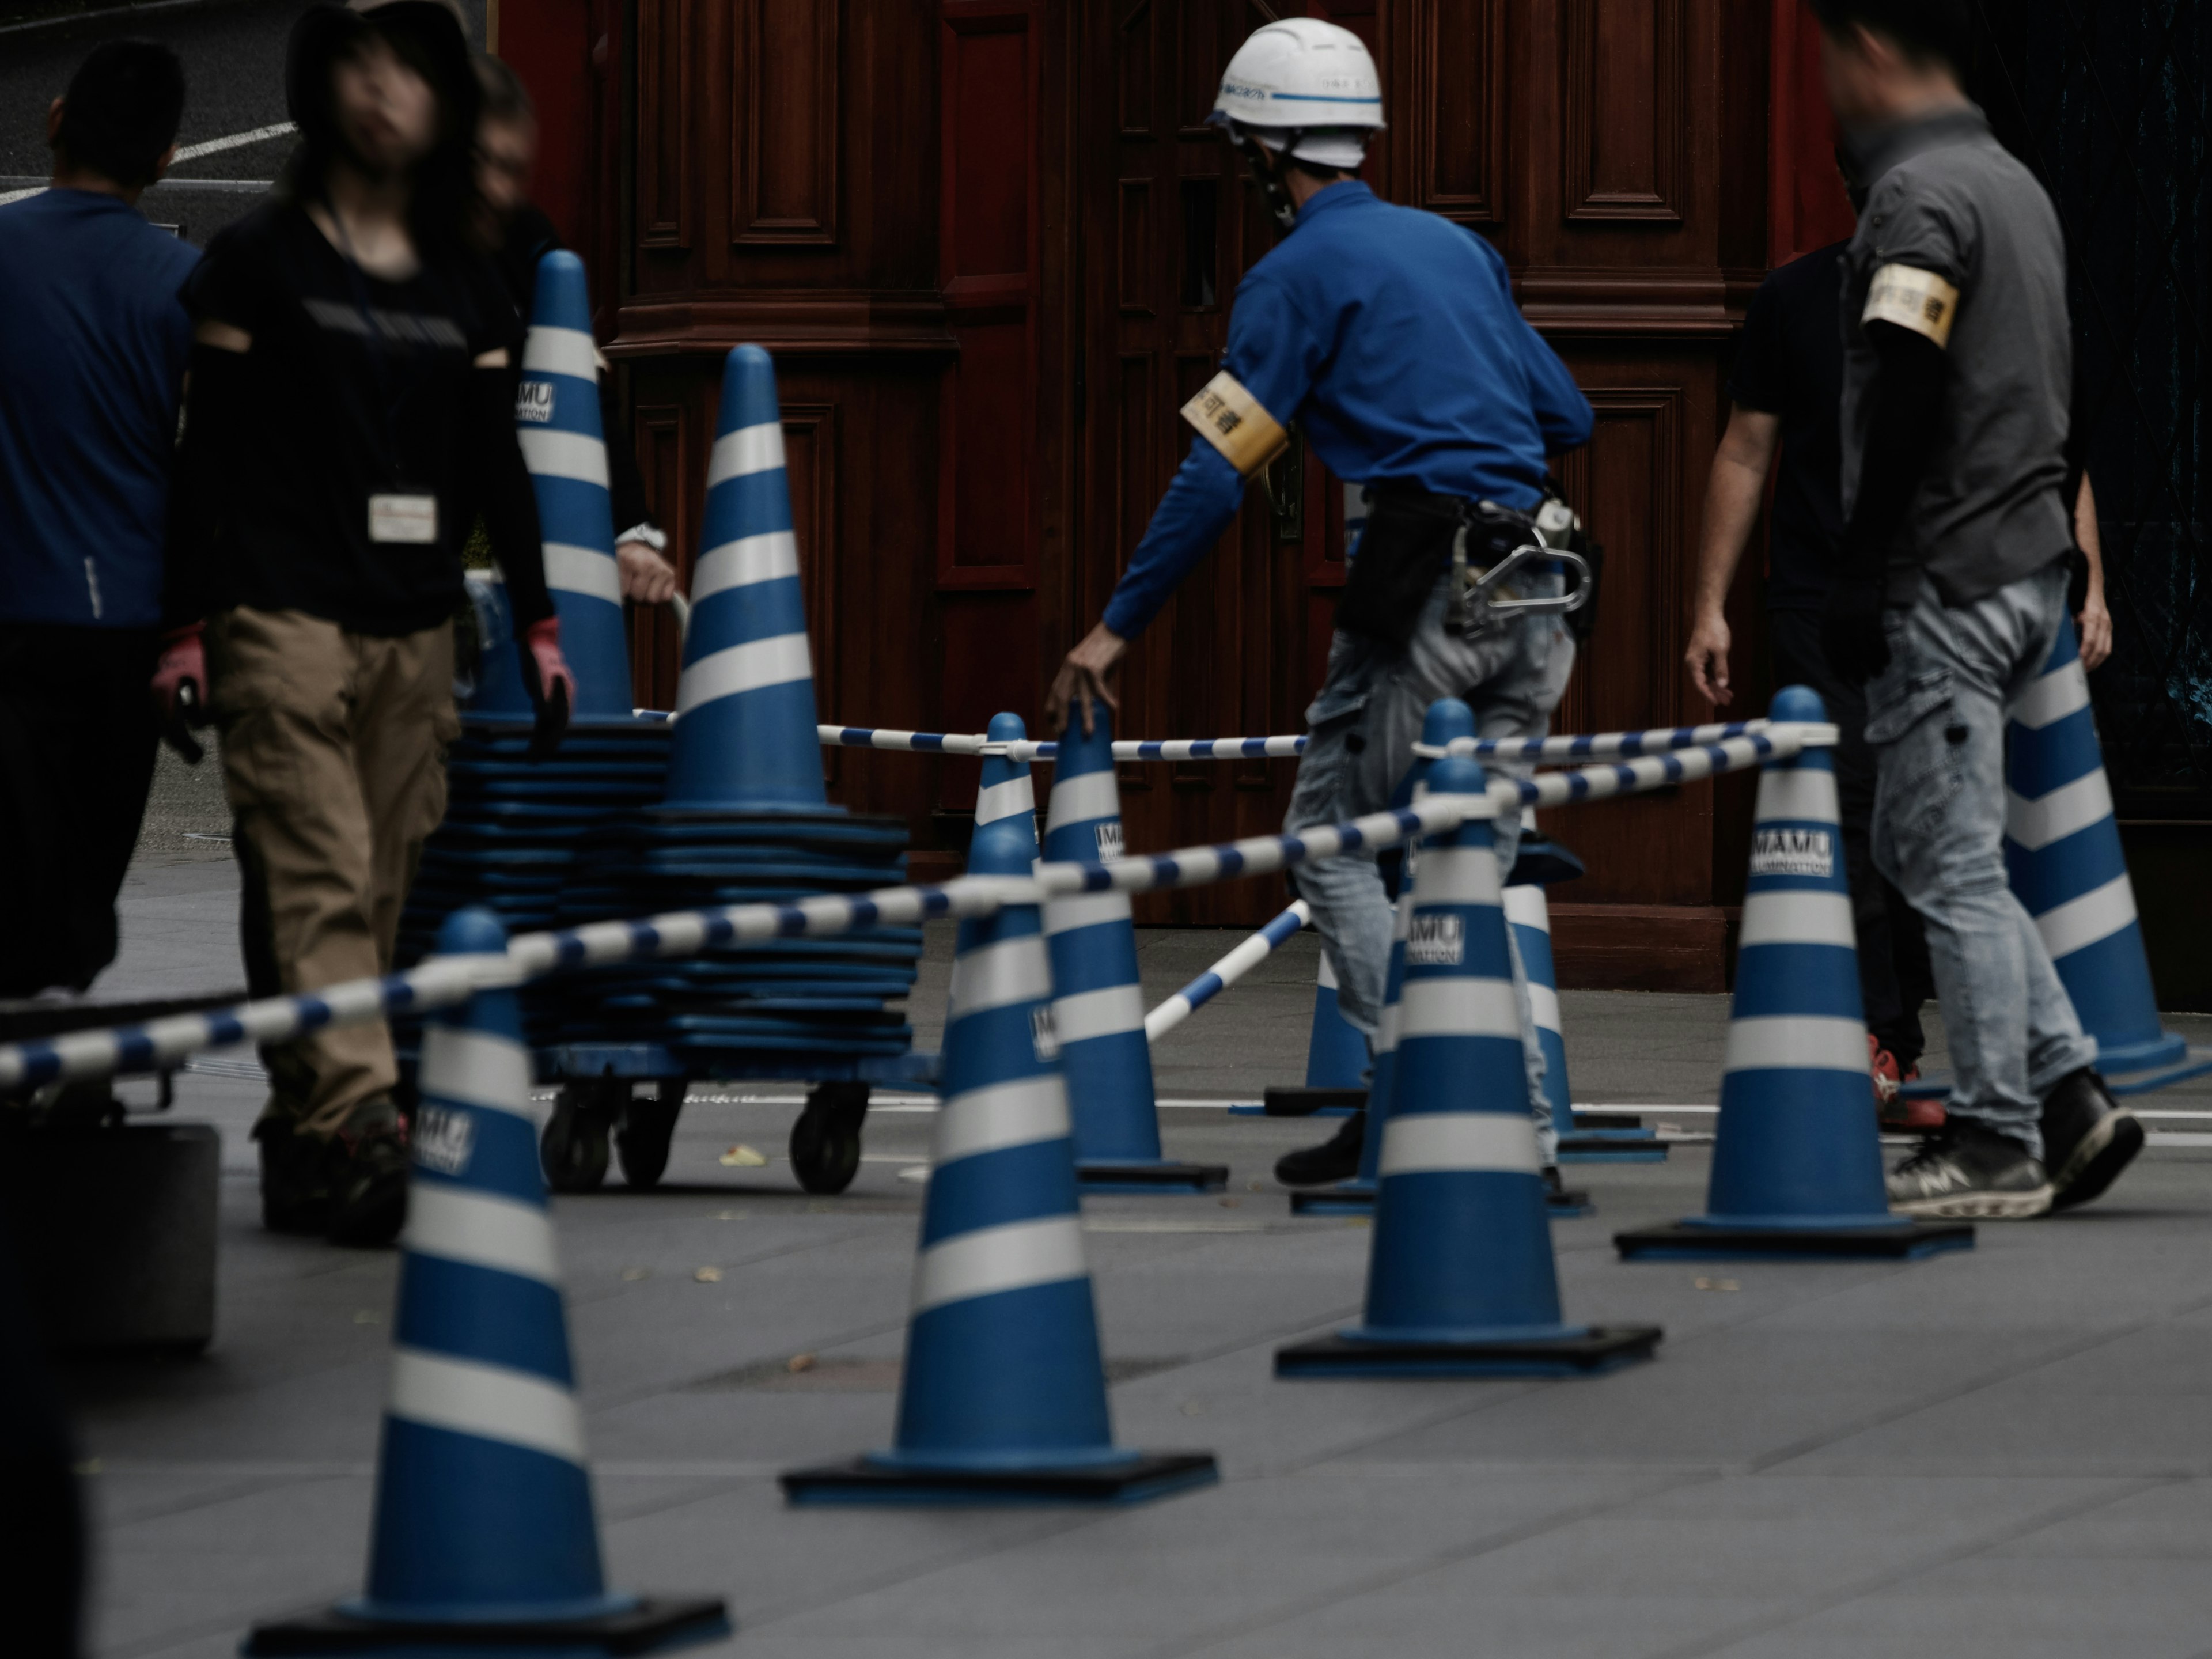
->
<box><xmin>1806</xmin><ymin>0</ymin><xmax>1968</xmax><ymax>77</ymax></box>
<box><xmin>55</xmin><ymin>40</ymin><xmax>186</xmax><ymax>188</ymax></box>
<box><xmin>475</xmin><ymin>53</ymin><xmax>535</xmax><ymax>127</ymax></box>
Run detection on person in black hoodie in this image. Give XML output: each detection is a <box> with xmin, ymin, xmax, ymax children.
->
<box><xmin>156</xmin><ymin>0</ymin><xmax>574</xmax><ymax>1245</ymax></box>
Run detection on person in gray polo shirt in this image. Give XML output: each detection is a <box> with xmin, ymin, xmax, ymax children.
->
<box><xmin>1812</xmin><ymin>0</ymin><xmax>2141</xmax><ymax>1218</ymax></box>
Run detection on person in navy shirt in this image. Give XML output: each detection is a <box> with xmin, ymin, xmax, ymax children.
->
<box><xmin>1047</xmin><ymin>20</ymin><xmax>1594</xmax><ymax>1188</ymax></box>
<box><xmin>0</xmin><ymin>41</ymin><xmax>195</xmax><ymax>997</ymax></box>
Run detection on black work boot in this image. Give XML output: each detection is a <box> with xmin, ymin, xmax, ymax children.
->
<box><xmin>2040</xmin><ymin>1067</ymin><xmax>2142</xmax><ymax>1211</ymax></box>
<box><xmin>1275</xmin><ymin>1109</ymin><xmax>1366</xmax><ymax>1187</ymax></box>
<box><xmin>256</xmin><ymin>1118</ymin><xmax>330</xmax><ymax>1234</ymax></box>
<box><xmin>325</xmin><ymin>1099</ymin><xmax>411</xmax><ymax>1248</ymax></box>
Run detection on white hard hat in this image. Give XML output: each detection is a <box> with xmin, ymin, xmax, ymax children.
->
<box><xmin>1211</xmin><ymin>18</ymin><xmax>1384</xmax><ymax>169</ymax></box>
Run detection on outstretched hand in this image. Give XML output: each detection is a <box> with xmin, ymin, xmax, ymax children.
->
<box><xmin>1046</xmin><ymin>621</ymin><xmax>1128</xmax><ymax>737</ymax></box>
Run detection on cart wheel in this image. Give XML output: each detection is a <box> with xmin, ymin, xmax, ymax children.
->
<box><xmin>788</xmin><ymin>1082</ymin><xmax>868</xmax><ymax>1195</ymax></box>
<box><xmin>616</xmin><ymin>1080</ymin><xmax>685</xmax><ymax>1190</ymax></box>
<box><xmin>541</xmin><ymin>1083</ymin><xmax>615</xmax><ymax>1194</ymax></box>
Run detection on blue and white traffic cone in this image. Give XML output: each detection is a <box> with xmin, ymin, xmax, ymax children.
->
<box><xmin>1248</xmin><ymin>937</ymin><xmax>1369</xmax><ymax>1117</ymax></box>
<box><xmin>247</xmin><ymin>909</ymin><xmax>727</xmax><ymax>1654</ymax></box>
<box><xmin>1615</xmin><ymin>687</ymin><xmax>1975</xmax><ymax>1261</ymax></box>
<box><xmin>1041</xmin><ymin>703</ymin><xmax>1225</xmax><ymax>1191</ymax></box>
<box><xmin>1278</xmin><ymin>759</ymin><xmax>1661</xmax><ymax>1377</ymax></box>
<box><xmin>1512</xmin><ymin>829</ymin><xmax>1664</xmax><ymax>1165</ymax></box>
<box><xmin>1303</xmin><ymin>950</ymin><xmax>1369</xmax><ymax>1090</ymax></box>
<box><xmin>782</xmin><ymin>821</ymin><xmax>1217</xmax><ymax>1504</ymax></box>
<box><xmin>514</xmin><ymin>252</ymin><xmax>634</xmax><ymax>721</ymax></box>
<box><xmin>2006</xmin><ymin>613</ymin><xmax>2187</xmax><ymax>1078</ymax></box>
<box><xmin>975</xmin><ymin>711</ymin><xmax>1038</xmax><ymax>851</ymax></box>
<box><xmin>662</xmin><ymin>346</ymin><xmax>827</xmax><ymax>809</ymax></box>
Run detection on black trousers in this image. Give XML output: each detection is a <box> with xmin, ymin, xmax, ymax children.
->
<box><xmin>1769</xmin><ymin>607</ymin><xmax>1936</xmax><ymax>1066</ymax></box>
<box><xmin>0</xmin><ymin>624</ymin><xmax>160</xmax><ymax>999</ymax></box>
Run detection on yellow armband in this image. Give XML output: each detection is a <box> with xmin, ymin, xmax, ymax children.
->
<box><xmin>1180</xmin><ymin>371</ymin><xmax>1290</xmax><ymax>476</ymax></box>
<box><xmin>1863</xmin><ymin>263</ymin><xmax>1960</xmax><ymax>349</ymax></box>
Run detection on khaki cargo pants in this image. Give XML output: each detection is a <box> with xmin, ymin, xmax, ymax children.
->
<box><xmin>209</xmin><ymin>607</ymin><xmax>459</xmax><ymax>1139</ymax></box>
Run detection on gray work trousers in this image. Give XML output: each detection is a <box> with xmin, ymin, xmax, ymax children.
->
<box><xmin>1285</xmin><ymin>570</ymin><xmax>1574</xmax><ymax>1147</ymax></box>
<box><xmin>1865</xmin><ymin>559</ymin><xmax>2095</xmax><ymax>1154</ymax></box>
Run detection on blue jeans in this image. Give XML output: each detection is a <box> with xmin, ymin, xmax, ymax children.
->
<box><xmin>1865</xmin><ymin>559</ymin><xmax>2095</xmax><ymax>1154</ymax></box>
<box><xmin>1285</xmin><ymin>571</ymin><xmax>1573</xmax><ymax>1147</ymax></box>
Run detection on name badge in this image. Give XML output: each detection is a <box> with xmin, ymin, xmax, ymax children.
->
<box><xmin>369</xmin><ymin>493</ymin><xmax>439</xmax><ymax>546</ymax></box>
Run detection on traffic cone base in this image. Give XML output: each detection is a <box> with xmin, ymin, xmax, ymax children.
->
<box><xmin>1612</xmin><ymin>1218</ymin><xmax>1974</xmax><ymax>1262</ymax></box>
<box><xmin>1289</xmin><ymin>1180</ymin><xmax>1590</xmax><ymax>1218</ymax></box>
<box><xmin>1276</xmin><ymin>1326</ymin><xmax>1661</xmax><ymax>1379</ymax></box>
<box><xmin>245</xmin><ymin>1597</ymin><xmax>732</xmax><ymax>1657</ymax></box>
<box><xmin>781</xmin><ymin>1453</ymin><xmax>1220</xmax><ymax>1507</ymax></box>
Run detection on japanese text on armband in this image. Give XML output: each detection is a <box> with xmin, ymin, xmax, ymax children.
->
<box><xmin>1180</xmin><ymin>370</ymin><xmax>1291</xmax><ymax>476</ymax></box>
<box><xmin>1863</xmin><ymin>264</ymin><xmax>1960</xmax><ymax>349</ymax></box>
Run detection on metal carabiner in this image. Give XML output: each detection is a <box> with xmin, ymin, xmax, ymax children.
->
<box><xmin>1476</xmin><ymin>541</ymin><xmax>1593</xmax><ymax>618</ymax></box>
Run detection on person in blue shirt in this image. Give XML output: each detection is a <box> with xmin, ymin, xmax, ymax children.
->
<box><xmin>0</xmin><ymin>41</ymin><xmax>195</xmax><ymax>998</ymax></box>
<box><xmin>1046</xmin><ymin>19</ymin><xmax>1594</xmax><ymax>1188</ymax></box>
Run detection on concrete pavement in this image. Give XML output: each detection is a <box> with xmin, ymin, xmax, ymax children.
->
<box><xmin>52</xmin><ymin>854</ymin><xmax>2212</xmax><ymax>1657</ymax></box>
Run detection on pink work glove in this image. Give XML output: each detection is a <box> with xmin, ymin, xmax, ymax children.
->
<box><xmin>150</xmin><ymin>624</ymin><xmax>209</xmax><ymax>763</ymax></box>
<box><xmin>523</xmin><ymin>616</ymin><xmax>576</xmax><ymax>711</ymax></box>
<box><xmin>522</xmin><ymin>616</ymin><xmax>575</xmax><ymax>761</ymax></box>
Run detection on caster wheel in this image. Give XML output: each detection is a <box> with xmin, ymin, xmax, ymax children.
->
<box><xmin>541</xmin><ymin>1082</ymin><xmax>616</xmax><ymax>1193</ymax></box>
<box><xmin>617</xmin><ymin>1080</ymin><xmax>685</xmax><ymax>1190</ymax></box>
<box><xmin>789</xmin><ymin>1082</ymin><xmax>868</xmax><ymax>1195</ymax></box>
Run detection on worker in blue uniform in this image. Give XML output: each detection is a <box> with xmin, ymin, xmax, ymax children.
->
<box><xmin>1046</xmin><ymin>18</ymin><xmax>1596</xmax><ymax>1188</ymax></box>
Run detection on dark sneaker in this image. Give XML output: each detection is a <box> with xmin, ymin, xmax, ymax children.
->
<box><xmin>1886</xmin><ymin>1120</ymin><xmax>2052</xmax><ymax>1219</ymax></box>
<box><xmin>2040</xmin><ymin>1067</ymin><xmax>2142</xmax><ymax>1211</ymax></box>
<box><xmin>326</xmin><ymin>1099</ymin><xmax>411</xmax><ymax>1248</ymax></box>
<box><xmin>256</xmin><ymin>1118</ymin><xmax>329</xmax><ymax>1234</ymax></box>
<box><xmin>1275</xmin><ymin>1109</ymin><xmax>1366</xmax><ymax>1187</ymax></box>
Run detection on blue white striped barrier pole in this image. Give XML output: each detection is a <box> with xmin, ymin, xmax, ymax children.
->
<box><xmin>1616</xmin><ymin>687</ymin><xmax>1973</xmax><ymax>1262</ymax></box>
<box><xmin>664</xmin><ymin>345</ymin><xmax>825</xmax><ymax>808</ymax></box>
<box><xmin>816</xmin><ymin>721</ymin><xmax>1770</xmax><ymax>766</ymax></box>
<box><xmin>245</xmin><ymin>908</ymin><xmax>728</xmax><ymax>1653</ymax></box>
<box><xmin>514</xmin><ymin>251</ymin><xmax>634</xmax><ymax>719</ymax></box>
<box><xmin>0</xmin><ymin>731</ymin><xmax>1809</xmax><ymax>1092</ymax></box>
<box><xmin>779</xmin><ymin>819</ymin><xmax>1217</xmax><ymax>1505</ymax></box>
<box><xmin>1277</xmin><ymin>757</ymin><xmax>1662</xmax><ymax>1378</ymax></box>
<box><xmin>1144</xmin><ymin>902</ymin><xmax>1310</xmax><ymax>1043</ymax></box>
<box><xmin>2004</xmin><ymin>613</ymin><xmax>2187</xmax><ymax>1075</ymax></box>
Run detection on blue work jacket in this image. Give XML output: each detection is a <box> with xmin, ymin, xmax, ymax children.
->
<box><xmin>1101</xmin><ymin>181</ymin><xmax>1593</xmax><ymax>639</ymax></box>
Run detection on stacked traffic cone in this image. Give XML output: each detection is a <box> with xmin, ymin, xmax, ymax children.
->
<box><xmin>2005</xmin><ymin>613</ymin><xmax>2187</xmax><ymax>1077</ymax></box>
<box><xmin>1277</xmin><ymin>759</ymin><xmax>1661</xmax><ymax>1377</ymax></box>
<box><xmin>782</xmin><ymin>821</ymin><xmax>1218</xmax><ymax>1503</ymax></box>
<box><xmin>1615</xmin><ymin>687</ymin><xmax>1976</xmax><ymax>1260</ymax></box>
<box><xmin>1041</xmin><ymin>704</ymin><xmax>1225</xmax><ymax>1191</ymax></box>
<box><xmin>664</xmin><ymin>344</ymin><xmax>827</xmax><ymax>810</ymax></box>
<box><xmin>516</xmin><ymin>250</ymin><xmax>635</xmax><ymax>721</ymax></box>
<box><xmin>248</xmin><ymin>909</ymin><xmax>727</xmax><ymax>1654</ymax></box>
<box><xmin>545</xmin><ymin>346</ymin><xmax>916</xmax><ymax>1099</ymax></box>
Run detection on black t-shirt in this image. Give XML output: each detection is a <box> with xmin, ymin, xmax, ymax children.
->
<box><xmin>1728</xmin><ymin>240</ymin><xmax>1848</xmax><ymax>615</ymax></box>
<box><xmin>181</xmin><ymin>201</ymin><xmax>529</xmax><ymax>636</ymax></box>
